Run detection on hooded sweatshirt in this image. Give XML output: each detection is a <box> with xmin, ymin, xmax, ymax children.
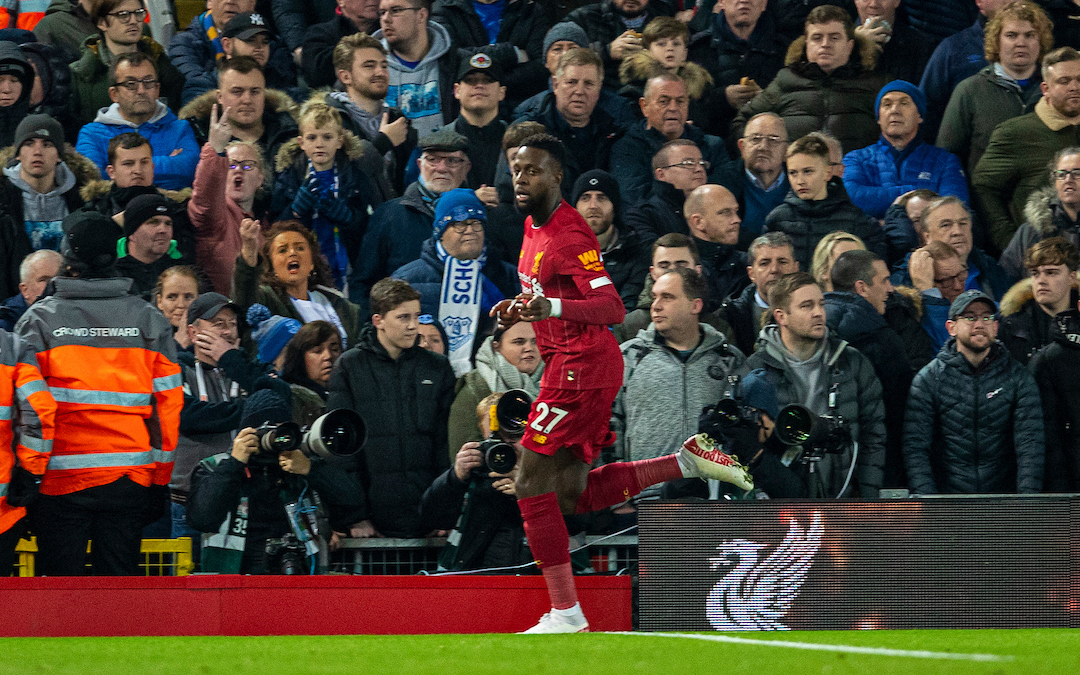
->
<box><xmin>0</xmin><ymin>41</ymin><xmax>32</xmax><ymax>147</ymax></box>
<box><xmin>376</xmin><ymin>22</ymin><xmax>452</xmax><ymax>138</ymax></box>
<box><xmin>2</xmin><ymin>160</ymin><xmax>75</xmax><ymax>250</ymax></box>
<box><xmin>75</xmin><ymin>100</ymin><xmax>200</xmax><ymax>189</ymax></box>
<box><xmin>757</xmin><ymin>324</ymin><xmax>829</xmax><ymax>416</ymax></box>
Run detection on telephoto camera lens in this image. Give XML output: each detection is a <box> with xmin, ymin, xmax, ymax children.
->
<box><xmin>483</xmin><ymin>440</ymin><xmax>517</xmax><ymax>474</ymax></box>
<box><xmin>255</xmin><ymin>422</ymin><xmax>302</xmax><ymax>453</ymax></box>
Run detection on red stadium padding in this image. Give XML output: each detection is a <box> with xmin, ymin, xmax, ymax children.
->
<box><xmin>0</xmin><ymin>575</ymin><xmax>632</xmax><ymax>636</ymax></box>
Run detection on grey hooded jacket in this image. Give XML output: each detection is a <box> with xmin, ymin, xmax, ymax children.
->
<box><xmin>745</xmin><ymin>325</ymin><xmax>886</xmax><ymax>498</ymax></box>
<box><xmin>374</xmin><ymin>22</ymin><xmax>456</xmax><ymax>139</ymax></box>
<box><xmin>612</xmin><ymin>323</ymin><xmax>747</xmax><ymax>462</ymax></box>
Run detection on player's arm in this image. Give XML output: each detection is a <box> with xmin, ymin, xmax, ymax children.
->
<box><xmin>523</xmin><ymin>242</ymin><xmax>625</xmax><ymax>325</ymax></box>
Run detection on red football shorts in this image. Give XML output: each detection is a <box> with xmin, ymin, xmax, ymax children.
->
<box><xmin>520</xmin><ymin>385</ymin><xmax>621</xmax><ymax>464</ymax></box>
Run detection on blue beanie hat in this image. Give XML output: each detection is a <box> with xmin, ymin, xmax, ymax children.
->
<box><xmin>247</xmin><ymin>303</ymin><xmax>301</xmax><ymax>364</ymax></box>
<box><xmin>433</xmin><ymin>188</ymin><xmax>486</xmax><ymax>239</ymax></box>
<box><xmin>740</xmin><ymin>369</ymin><xmax>780</xmax><ymax>420</ymax></box>
<box><xmin>875</xmin><ymin>80</ymin><xmax>926</xmax><ymax>119</ymax></box>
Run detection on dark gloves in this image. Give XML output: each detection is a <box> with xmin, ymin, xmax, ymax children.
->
<box><xmin>318</xmin><ymin>196</ymin><xmax>353</xmax><ymax>224</ymax></box>
<box><xmin>290</xmin><ymin>175</ymin><xmax>319</xmax><ymax>218</ymax></box>
<box><xmin>6</xmin><ymin>465</ymin><xmax>41</xmax><ymax>508</ymax></box>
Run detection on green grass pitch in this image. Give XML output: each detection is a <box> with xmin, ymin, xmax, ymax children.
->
<box><xmin>0</xmin><ymin>629</ymin><xmax>1076</xmax><ymax>675</ymax></box>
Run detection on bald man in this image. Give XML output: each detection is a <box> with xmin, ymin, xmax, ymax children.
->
<box><xmin>685</xmin><ymin>184</ymin><xmax>750</xmax><ymax>303</ymax></box>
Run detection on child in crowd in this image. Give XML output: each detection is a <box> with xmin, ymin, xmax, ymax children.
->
<box><xmin>763</xmin><ymin>133</ymin><xmax>886</xmax><ymax>268</ymax></box>
<box><xmin>272</xmin><ymin>99</ymin><xmax>378</xmax><ymax>289</ymax></box>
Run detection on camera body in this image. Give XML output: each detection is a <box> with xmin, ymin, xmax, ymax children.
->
<box><xmin>472</xmin><ymin>389</ymin><xmax>533</xmax><ymax>479</ymax></box>
<box><xmin>774</xmin><ymin>404</ymin><xmax>850</xmax><ymax>462</ymax></box>
<box><xmin>265</xmin><ymin>533</ymin><xmax>307</xmax><ymax>575</ymax></box>
<box><xmin>251</xmin><ymin>409</ymin><xmax>367</xmax><ymax>463</ymax></box>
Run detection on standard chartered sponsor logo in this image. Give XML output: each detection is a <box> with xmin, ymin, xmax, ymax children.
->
<box><xmin>52</xmin><ymin>327</ymin><xmax>142</xmax><ymax>338</ymax></box>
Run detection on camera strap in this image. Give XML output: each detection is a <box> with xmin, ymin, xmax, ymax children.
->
<box><xmin>195</xmin><ymin>361</ymin><xmax>240</xmax><ymax>402</ymax></box>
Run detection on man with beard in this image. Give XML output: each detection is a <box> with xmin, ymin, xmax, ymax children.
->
<box><xmin>903</xmin><ymin>289</ymin><xmax>1044</xmax><ymax>494</ymax></box>
<box><xmin>115</xmin><ymin>193</ymin><xmax>197</xmax><ymax>299</ymax></box>
<box><xmin>496</xmin><ymin>133</ymin><xmax>752</xmax><ymax>633</ymax></box>
<box><xmin>744</xmin><ymin>271</ymin><xmax>886</xmax><ymax>498</ymax></box>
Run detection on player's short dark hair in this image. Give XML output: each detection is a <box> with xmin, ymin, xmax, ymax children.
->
<box><xmin>652</xmin><ymin>232</ymin><xmax>700</xmax><ymax>264</ymax></box>
<box><xmin>830</xmin><ymin>249</ymin><xmax>882</xmax><ymax>294</ymax></box>
<box><xmin>107</xmin><ymin>132</ymin><xmax>151</xmax><ymax>165</ymax></box>
<box><xmin>370</xmin><ymin>278</ymin><xmax>422</xmax><ymax>317</ymax></box>
<box><xmin>657</xmin><ymin>267</ymin><xmax>708</xmax><ymax>305</ymax></box>
<box><xmin>769</xmin><ymin>271</ymin><xmax>820</xmax><ymax>313</ymax></box>
<box><xmin>518</xmin><ymin>133</ymin><xmax>566</xmax><ymax>171</ymax></box>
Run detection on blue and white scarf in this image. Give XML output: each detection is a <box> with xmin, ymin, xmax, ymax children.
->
<box><xmin>437</xmin><ymin>241</ymin><xmax>493</xmax><ymax>376</ymax></box>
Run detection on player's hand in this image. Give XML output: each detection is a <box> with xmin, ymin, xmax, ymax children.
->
<box><xmin>454</xmin><ymin>442</ymin><xmax>483</xmax><ymax>481</ymax></box>
<box><xmin>519</xmin><ymin>294</ymin><xmax>551</xmax><ymax>322</ymax></box>
<box><xmin>490</xmin><ymin>297</ymin><xmax>524</xmax><ymax>330</ymax></box>
<box><xmin>909</xmin><ymin>247</ymin><xmax>935</xmax><ymax>292</ymax></box>
<box><xmin>231</xmin><ymin>427</ymin><xmax>259</xmax><ymax>464</ymax></box>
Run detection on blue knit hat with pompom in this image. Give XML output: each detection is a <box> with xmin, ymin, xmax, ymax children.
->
<box><xmin>247</xmin><ymin>303</ymin><xmax>301</xmax><ymax>365</ymax></box>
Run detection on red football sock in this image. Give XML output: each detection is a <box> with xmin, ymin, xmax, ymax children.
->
<box><xmin>519</xmin><ymin>492</ymin><xmax>576</xmax><ymax>610</ymax></box>
<box><xmin>574</xmin><ymin>455</ymin><xmax>682</xmax><ymax>513</ymax></box>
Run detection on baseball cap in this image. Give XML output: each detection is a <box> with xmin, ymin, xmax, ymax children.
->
<box><xmin>187</xmin><ymin>292</ymin><xmax>243</xmax><ymax>326</ymax></box>
<box><xmin>456</xmin><ymin>51</ymin><xmax>501</xmax><ymax>82</ymax></box>
<box><xmin>947</xmin><ymin>290</ymin><xmax>997</xmax><ymax>321</ymax></box>
<box><xmin>222</xmin><ymin>12</ymin><xmax>271</xmax><ymax>40</ymax></box>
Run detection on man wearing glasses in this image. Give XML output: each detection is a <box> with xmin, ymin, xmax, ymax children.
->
<box><xmin>714</xmin><ymin>112</ymin><xmax>789</xmax><ymax>245</ymax></box>
<box><xmin>610</xmin><ymin>73</ymin><xmax>726</xmax><ymax>204</ymax></box>
<box><xmin>903</xmin><ymin>289</ymin><xmax>1045</xmax><ymax>495</ymax></box>
<box><xmin>71</xmin><ymin>0</ymin><xmax>184</xmax><ymax>123</ymax></box>
<box><xmin>76</xmin><ymin>52</ymin><xmax>199</xmax><ymax>189</ymax></box>
<box><xmin>624</xmin><ymin>139</ymin><xmax>709</xmax><ymax>240</ymax></box>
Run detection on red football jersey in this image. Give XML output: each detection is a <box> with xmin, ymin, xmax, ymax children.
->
<box><xmin>518</xmin><ymin>201</ymin><xmax>626</xmax><ymax>391</ymax></box>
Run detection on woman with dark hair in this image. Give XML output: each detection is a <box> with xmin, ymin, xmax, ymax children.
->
<box><xmin>153</xmin><ymin>265</ymin><xmax>200</xmax><ymax>351</ymax></box>
<box><xmin>233</xmin><ymin>219</ymin><xmax>361</xmax><ymax>348</ymax></box>
<box><xmin>280</xmin><ymin>320</ymin><xmax>343</xmax><ymax>426</ymax></box>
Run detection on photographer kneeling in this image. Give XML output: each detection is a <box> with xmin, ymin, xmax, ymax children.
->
<box><xmin>187</xmin><ymin>389</ymin><xmax>364</xmax><ymax>574</ymax></box>
<box><xmin>420</xmin><ymin>392</ymin><xmax>532</xmax><ymax>572</ymax></box>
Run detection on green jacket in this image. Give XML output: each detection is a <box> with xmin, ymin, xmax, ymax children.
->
<box><xmin>70</xmin><ymin>35</ymin><xmax>184</xmax><ymax>124</ymax></box>
<box><xmin>971</xmin><ymin>98</ymin><xmax>1080</xmax><ymax>251</ymax></box>
<box><xmin>232</xmin><ymin>254</ymin><xmax>362</xmax><ymax>350</ymax></box>
<box><xmin>32</xmin><ymin>0</ymin><xmax>96</xmax><ymax>60</ymax></box>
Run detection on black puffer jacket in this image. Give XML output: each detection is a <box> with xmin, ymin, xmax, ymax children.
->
<box><xmin>623</xmin><ymin>179</ymin><xmax>687</xmax><ymax>240</ymax></box>
<box><xmin>767</xmin><ymin>0</ymin><xmax>857</xmax><ymax>41</ymax></box>
<box><xmin>903</xmin><ymin>339</ymin><xmax>1045</xmax><ymax>494</ymax></box>
<box><xmin>1029</xmin><ymin>308</ymin><xmax>1080</xmax><ymax>492</ymax></box>
<box><xmin>825</xmin><ymin>291</ymin><xmax>914</xmax><ymax>489</ymax></box>
<box><xmin>719</xmin><ymin>282</ymin><xmax>765</xmax><ymax>357</ymax></box>
<box><xmin>602</xmin><ymin>219</ymin><xmax>653</xmax><ymax>313</ymax></box>
<box><xmin>608</xmin><ymin>120</ymin><xmax>727</xmax><ymax>207</ymax></box>
<box><xmin>559</xmin><ymin>0</ymin><xmax>675</xmax><ymax>89</ymax></box>
<box><xmin>903</xmin><ymin>0</ymin><xmax>979</xmax><ymax>45</ymax></box>
<box><xmin>762</xmin><ymin>181</ymin><xmax>886</xmax><ymax>269</ymax></box>
<box><xmin>326</xmin><ymin>323</ymin><xmax>456</xmax><ymax>537</ymax></box>
<box><xmin>431</xmin><ymin>0</ymin><xmax>554</xmax><ymax>106</ymax></box>
<box><xmin>731</xmin><ymin>34</ymin><xmax>888</xmax><ymax>154</ymax></box>
<box><xmin>998</xmin><ymin>279</ymin><xmax>1078</xmax><ymax>365</ymax></box>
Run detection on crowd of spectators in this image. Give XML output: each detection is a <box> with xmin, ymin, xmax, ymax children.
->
<box><xmin>1</xmin><ymin>0</ymin><xmax>1079</xmax><ymax>575</ymax></box>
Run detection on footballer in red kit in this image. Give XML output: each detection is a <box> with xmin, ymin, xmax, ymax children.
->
<box><xmin>495</xmin><ymin>135</ymin><xmax>753</xmax><ymax>634</ymax></box>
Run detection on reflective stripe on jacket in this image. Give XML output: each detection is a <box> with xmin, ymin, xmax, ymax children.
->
<box><xmin>0</xmin><ymin>328</ymin><xmax>56</xmax><ymax>533</ymax></box>
<box><xmin>15</xmin><ymin>277</ymin><xmax>181</xmax><ymax>496</ymax></box>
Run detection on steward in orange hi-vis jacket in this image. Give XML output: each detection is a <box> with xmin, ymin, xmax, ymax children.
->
<box><xmin>15</xmin><ymin>211</ymin><xmax>181</xmax><ymax>576</ymax></box>
<box><xmin>0</xmin><ymin>327</ymin><xmax>56</xmax><ymax>572</ymax></box>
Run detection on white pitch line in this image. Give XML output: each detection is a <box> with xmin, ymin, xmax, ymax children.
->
<box><xmin>607</xmin><ymin>631</ymin><xmax>1012</xmax><ymax>662</ymax></box>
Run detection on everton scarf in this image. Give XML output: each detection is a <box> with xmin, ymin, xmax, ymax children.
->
<box><xmin>438</xmin><ymin>240</ymin><xmax>488</xmax><ymax>377</ymax></box>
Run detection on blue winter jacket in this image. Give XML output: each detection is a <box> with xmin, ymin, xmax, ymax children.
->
<box><xmin>918</xmin><ymin>18</ymin><xmax>987</xmax><ymax>138</ymax></box>
<box><xmin>890</xmin><ymin>246</ymin><xmax>1013</xmax><ymax>302</ymax></box>
<box><xmin>75</xmin><ymin>101</ymin><xmax>200</xmax><ymax>189</ymax></box>
<box><xmin>842</xmin><ymin>138</ymin><xmax>969</xmax><ymax>219</ymax></box>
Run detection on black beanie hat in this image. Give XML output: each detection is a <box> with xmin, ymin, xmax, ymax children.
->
<box><xmin>123</xmin><ymin>193</ymin><xmax>172</xmax><ymax>237</ymax></box>
<box><xmin>61</xmin><ymin>210</ymin><xmax>120</xmax><ymax>270</ymax></box>
<box><xmin>571</xmin><ymin>169</ymin><xmax>621</xmax><ymax>215</ymax></box>
<box><xmin>239</xmin><ymin>387</ymin><xmax>291</xmax><ymax>431</ymax></box>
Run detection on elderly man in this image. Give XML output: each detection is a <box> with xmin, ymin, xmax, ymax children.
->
<box><xmin>300</xmin><ymin>0</ymin><xmax>380</xmax><ymax>89</ymax></box>
<box><xmin>70</xmin><ymin>0</ymin><xmax>184</xmax><ymax>123</ymax></box>
<box><xmin>179</xmin><ymin>56</ymin><xmax>299</xmax><ymax>169</ymax></box>
<box><xmin>391</xmin><ymin>188</ymin><xmax>517</xmax><ymax>375</ymax></box>
<box><xmin>76</xmin><ymin>52</ymin><xmax>200</xmax><ymax>190</ymax></box>
<box><xmin>624</xmin><ymin>140</ymin><xmax>707</xmax><ymax>240</ymax></box>
<box><xmin>351</xmin><ymin>129</ymin><xmax>473</xmax><ymax>310</ymax></box>
<box><xmin>973</xmin><ymin>47</ymin><xmax>1080</xmax><ymax>252</ymax></box>
<box><xmin>518</xmin><ymin>47</ymin><xmax>624</xmax><ymax>196</ymax></box>
<box><xmin>684</xmin><ymin>184</ymin><xmax>750</xmax><ymax>303</ymax></box>
<box><xmin>903</xmin><ymin>289</ymin><xmax>1044</xmax><ymax>495</ymax></box>
<box><xmin>183</xmin><ymin>11</ymin><xmax>302</xmax><ymax>104</ymax></box>
<box><xmin>559</xmin><ymin>0</ymin><xmax>675</xmax><ymax>90</ymax></box>
<box><xmin>937</xmin><ymin>1</ymin><xmax>1051</xmax><ymax>174</ymax></box>
<box><xmin>689</xmin><ymin>0</ymin><xmax>787</xmax><ymax>135</ymax></box>
<box><xmin>0</xmin><ymin>249</ymin><xmax>62</xmax><ymax>331</ymax></box>
<box><xmin>610</xmin><ymin>73</ymin><xmax>727</xmax><ymax>204</ymax></box>
<box><xmin>733</xmin><ymin>5</ymin><xmax>888</xmax><ymax>153</ymax></box>
<box><xmin>1001</xmin><ymin>148</ymin><xmax>1080</xmax><ymax>278</ymax></box>
<box><xmin>714</xmin><ymin>112</ymin><xmax>789</xmax><ymax>245</ymax></box>
<box><xmin>842</xmin><ymin>80</ymin><xmax>968</xmax><ymax>219</ymax></box>
<box><xmin>572</xmin><ymin>169</ymin><xmax>651</xmax><ymax>312</ymax></box>
<box><xmin>719</xmin><ymin>231</ymin><xmax>799</xmax><ymax>355</ymax></box>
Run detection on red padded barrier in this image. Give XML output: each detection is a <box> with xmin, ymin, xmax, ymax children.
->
<box><xmin>0</xmin><ymin>575</ymin><xmax>632</xmax><ymax>636</ymax></box>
